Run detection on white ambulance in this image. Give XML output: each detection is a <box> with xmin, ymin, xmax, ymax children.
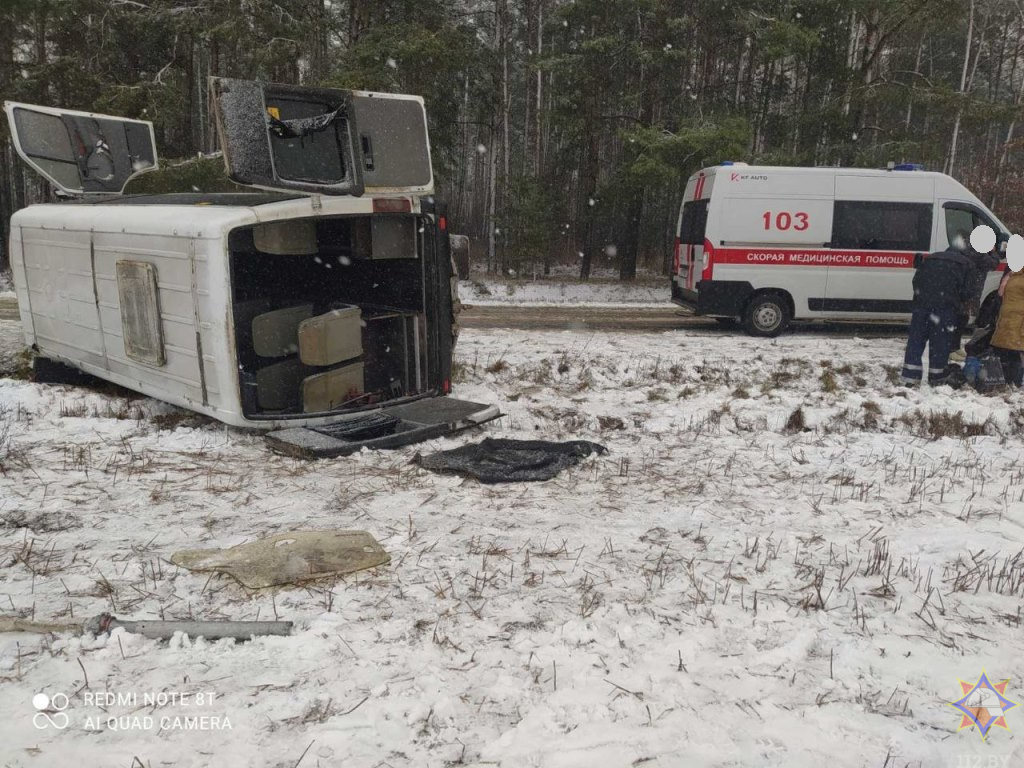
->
<box><xmin>671</xmin><ymin>163</ymin><xmax>1011</xmax><ymax>336</ymax></box>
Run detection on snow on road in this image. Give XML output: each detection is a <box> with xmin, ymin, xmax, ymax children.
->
<box><xmin>459</xmin><ymin>275</ymin><xmax>668</xmax><ymax>307</ymax></box>
<box><xmin>1</xmin><ymin>321</ymin><xmax>1023</xmax><ymax>767</ymax></box>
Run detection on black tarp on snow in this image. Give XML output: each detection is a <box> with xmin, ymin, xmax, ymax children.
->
<box><xmin>414</xmin><ymin>438</ymin><xmax>607</xmax><ymax>483</ymax></box>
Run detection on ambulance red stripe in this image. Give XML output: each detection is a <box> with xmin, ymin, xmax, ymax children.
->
<box><xmin>710</xmin><ymin>247</ymin><xmax>917</xmax><ymax>268</ymax></box>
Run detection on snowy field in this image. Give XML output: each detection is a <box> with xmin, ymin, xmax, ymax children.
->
<box><xmin>1</xmin><ymin>319</ymin><xmax>1023</xmax><ymax>767</ymax></box>
<box><xmin>458</xmin><ymin>274</ymin><xmax>668</xmax><ymax>307</ymax></box>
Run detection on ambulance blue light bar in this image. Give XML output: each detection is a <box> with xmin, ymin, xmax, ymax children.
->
<box><xmin>893</xmin><ymin>163</ymin><xmax>924</xmax><ymax>171</ymax></box>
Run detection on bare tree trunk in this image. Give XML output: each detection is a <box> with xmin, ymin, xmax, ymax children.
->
<box><xmin>904</xmin><ymin>37</ymin><xmax>924</xmax><ymax>130</ymax></box>
<box><xmin>487</xmin><ymin>125</ymin><xmax>497</xmax><ymax>273</ymax></box>
<box><xmin>990</xmin><ymin>40</ymin><xmax>1024</xmax><ymax>210</ymax></box>
<box><xmin>947</xmin><ymin>0</ymin><xmax>975</xmax><ymax>176</ymax></box>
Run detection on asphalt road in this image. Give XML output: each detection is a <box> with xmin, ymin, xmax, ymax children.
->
<box><xmin>0</xmin><ymin>296</ymin><xmax>910</xmax><ymax>337</ymax></box>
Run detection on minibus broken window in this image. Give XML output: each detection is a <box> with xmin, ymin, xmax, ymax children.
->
<box><xmin>266</xmin><ymin>97</ymin><xmax>348</xmax><ymax>184</ymax></box>
<box><xmin>679</xmin><ymin>199</ymin><xmax>709</xmax><ymax>245</ymax></box>
<box><xmin>831</xmin><ymin>201</ymin><xmax>932</xmax><ymax>251</ymax></box>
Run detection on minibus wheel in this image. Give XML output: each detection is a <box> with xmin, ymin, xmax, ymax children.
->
<box><xmin>742</xmin><ymin>293</ymin><xmax>791</xmax><ymax>337</ymax></box>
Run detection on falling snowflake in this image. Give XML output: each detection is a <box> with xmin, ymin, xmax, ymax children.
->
<box><xmin>339</xmin><ymin>256</ymin><xmax>351</xmax><ymax>266</ymax></box>
<box><xmin>386</xmin><ymin>58</ymin><xmax>397</xmax><ymax>69</ymax></box>
<box><xmin>664</xmin><ymin>43</ymin><xmax>672</xmax><ymax>51</ymax></box>
<box><xmin>604</xmin><ymin>244</ymin><xmax>618</xmax><ymax>257</ymax></box>
<box><xmin>588</xmin><ymin>198</ymin><xmax>596</xmax><ymax>207</ymax></box>
<box><xmin>477</xmin><ymin>144</ymin><xmax>488</xmax><ymax>154</ymax></box>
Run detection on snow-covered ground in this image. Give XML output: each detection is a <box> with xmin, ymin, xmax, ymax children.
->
<box><xmin>459</xmin><ymin>276</ymin><xmax>668</xmax><ymax>307</ymax></box>
<box><xmin>1</xmin><ymin>319</ymin><xmax>1023</xmax><ymax>767</ymax></box>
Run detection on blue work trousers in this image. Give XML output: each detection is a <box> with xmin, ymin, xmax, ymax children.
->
<box><xmin>902</xmin><ymin>307</ymin><xmax>958</xmax><ymax>384</ymax></box>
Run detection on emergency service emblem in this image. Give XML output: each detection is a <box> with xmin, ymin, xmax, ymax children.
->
<box><xmin>947</xmin><ymin>671</ymin><xmax>1017</xmax><ymax>740</ymax></box>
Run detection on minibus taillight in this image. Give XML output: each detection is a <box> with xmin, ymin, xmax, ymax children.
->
<box><xmin>373</xmin><ymin>198</ymin><xmax>412</xmax><ymax>213</ymax></box>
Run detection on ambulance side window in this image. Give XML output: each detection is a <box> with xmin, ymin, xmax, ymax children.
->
<box><xmin>831</xmin><ymin>201</ymin><xmax>932</xmax><ymax>251</ymax></box>
<box><xmin>944</xmin><ymin>205</ymin><xmax>993</xmax><ymax>248</ymax></box>
<box><xmin>679</xmin><ymin>199</ymin><xmax>709</xmax><ymax>245</ymax></box>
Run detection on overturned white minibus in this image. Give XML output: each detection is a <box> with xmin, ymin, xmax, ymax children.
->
<box><xmin>5</xmin><ymin>78</ymin><xmax>498</xmax><ymax>456</ymax></box>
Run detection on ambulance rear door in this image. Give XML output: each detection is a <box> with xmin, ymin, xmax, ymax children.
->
<box><xmin>675</xmin><ymin>171</ymin><xmax>711</xmax><ymax>294</ymax></box>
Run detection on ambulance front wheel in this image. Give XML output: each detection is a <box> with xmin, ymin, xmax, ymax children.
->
<box><xmin>743</xmin><ymin>293</ymin><xmax>792</xmax><ymax>337</ymax></box>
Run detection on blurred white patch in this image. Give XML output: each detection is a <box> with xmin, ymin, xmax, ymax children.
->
<box><xmin>970</xmin><ymin>224</ymin><xmax>996</xmax><ymax>253</ymax></box>
<box><xmin>339</xmin><ymin>256</ymin><xmax>351</xmax><ymax>266</ymax></box>
<box><xmin>386</xmin><ymin>58</ymin><xmax>397</xmax><ymax>69</ymax></box>
<box><xmin>476</xmin><ymin>144</ymin><xmax>488</xmax><ymax>154</ymax></box>
<box><xmin>1007</xmin><ymin>234</ymin><xmax>1024</xmax><ymax>272</ymax></box>
<box><xmin>604</xmin><ymin>244</ymin><xmax>618</xmax><ymax>258</ymax></box>
<box><xmin>929</xmin><ymin>313</ymin><xmax>940</xmax><ymax>325</ymax></box>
